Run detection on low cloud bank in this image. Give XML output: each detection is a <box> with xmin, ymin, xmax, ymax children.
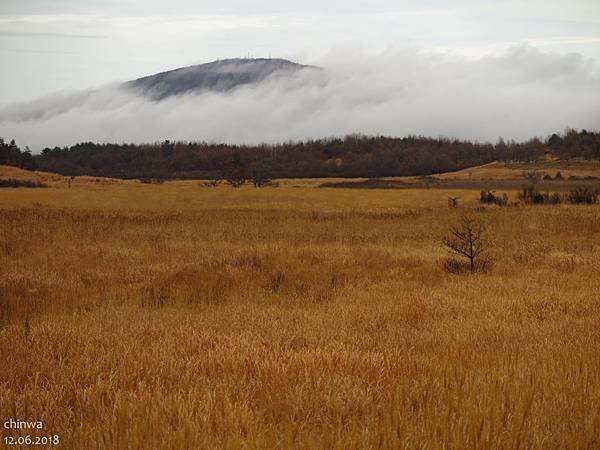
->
<box><xmin>1</xmin><ymin>45</ymin><xmax>599</xmax><ymax>151</ymax></box>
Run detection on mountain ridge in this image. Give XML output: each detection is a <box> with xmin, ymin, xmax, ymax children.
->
<box><xmin>122</xmin><ymin>58</ymin><xmax>316</xmax><ymax>100</ymax></box>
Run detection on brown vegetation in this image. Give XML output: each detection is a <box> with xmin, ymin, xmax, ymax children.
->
<box><xmin>1</xmin><ymin>181</ymin><xmax>600</xmax><ymax>448</ymax></box>
<box><xmin>0</xmin><ymin>164</ymin><xmax>121</xmax><ymax>188</ymax></box>
<box><xmin>0</xmin><ymin>178</ymin><xmax>47</xmax><ymax>188</ymax></box>
<box><xmin>3</xmin><ymin>129</ymin><xmax>599</xmax><ymax>180</ymax></box>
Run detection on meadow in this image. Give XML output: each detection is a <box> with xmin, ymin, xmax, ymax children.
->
<box><xmin>1</xmin><ymin>174</ymin><xmax>600</xmax><ymax>449</ymax></box>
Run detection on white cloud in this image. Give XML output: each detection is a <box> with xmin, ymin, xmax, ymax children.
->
<box><xmin>1</xmin><ymin>45</ymin><xmax>598</xmax><ymax>150</ymax></box>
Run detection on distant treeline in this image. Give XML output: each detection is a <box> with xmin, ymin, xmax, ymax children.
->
<box><xmin>0</xmin><ymin>139</ymin><xmax>37</xmax><ymax>171</ymax></box>
<box><xmin>1</xmin><ymin>129</ymin><xmax>599</xmax><ymax>179</ymax></box>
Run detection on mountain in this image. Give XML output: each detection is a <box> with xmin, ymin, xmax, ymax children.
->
<box><xmin>122</xmin><ymin>58</ymin><xmax>315</xmax><ymax>100</ymax></box>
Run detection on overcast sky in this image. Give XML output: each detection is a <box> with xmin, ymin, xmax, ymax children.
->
<box><xmin>1</xmin><ymin>0</ymin><xmax>600</xmax><ymax>103</ymax></box>
<box><xmin>0</xmin><ymin>1</ymin><xmax>599</xmax><ymax>148</ymax></box>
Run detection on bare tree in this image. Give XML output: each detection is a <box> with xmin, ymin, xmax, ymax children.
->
<box><xmin>480</xmin><ymin>190</ymin><xmax>508</xmax><ymax>206</ymax></box>
<box><xmin>226</xmin><ymin>169</ymin><xmax>247</xmax><ymax>188</ymax></box>
<box><xmin>203</xmin><ymin>178</ymin><xmax>222</xmax><ymax>187</ymax></box>
<box><xmin>251</xmin><ymin>171</ymin><xmax>272</xmax><ymax>188</ymax></box>
<box><xmin>442</xmin><ymin>217</ymin><xmax>486</xmax><ymax>272</ymax></box>
<box><xmin>523</xmin><ymin>170</ymin><xmax>542</xmax><ymax>184</ymax></box>
<box><xmin>447</xmin><ymin>197</ymin><xmax>459</xmax><ymax>208</ymax></box>
<box><xmin>249</xmin><ymin>160</ymin><xmax>273</xmax><ymax>188</ymax></box>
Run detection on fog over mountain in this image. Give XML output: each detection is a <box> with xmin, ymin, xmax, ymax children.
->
<box><xmin>0</xmin><ymin>46</ymin><xmax>599</xmax><ymax>150</ymax></box>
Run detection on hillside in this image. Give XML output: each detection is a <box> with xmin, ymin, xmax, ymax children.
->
<box><xmin>123</xmin><ymin>58</ymin><xmax>315</xmax><ymax>100</ymax></box>
<box><xmin>433</xmin><ymin>160</ymin><xmax>600</xmax><ymax>181</ymax></box>
<box><xmin>0</xmin><ymin>165</ymin><xmax>122</xmax><ymax>187</ymax></box>
<box><xmin>2</xmin><ymin>130</ymin><xmax>599</xmax><ymax>181</ymax></box>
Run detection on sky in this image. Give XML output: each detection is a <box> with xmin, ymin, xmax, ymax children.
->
<box><xmin>0</xmin><ymin>0</ymin><xmax>599</xmax><ymax>148</ymax></box>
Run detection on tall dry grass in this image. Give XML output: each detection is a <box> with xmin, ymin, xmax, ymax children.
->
<box><xmin>1</xmin><ymin>182</ymin><xmax>600</xmax><ymax>449</ymax></box>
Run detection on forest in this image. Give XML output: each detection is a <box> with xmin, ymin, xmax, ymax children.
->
<box><xmin>1</xmin><ymin>129</ymin><xmax>599</xmax><ymax>179</ymax></box>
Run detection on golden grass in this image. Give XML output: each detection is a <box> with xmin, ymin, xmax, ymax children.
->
<box><xmin>1</xmin><ymin>181</ymin><xmax>600</xmax><ymax>449</ymax></box>
<box><xmin>0</xmin><ymin>165</ymin><xmax>122</xmax><ymax>187</ymax></box>
<box><xmin>432</xmin><ymin>160</ymin><xmax>600</xmax><ymax>181</ymax></box>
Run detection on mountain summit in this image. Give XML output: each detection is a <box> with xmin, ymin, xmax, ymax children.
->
<box><xmin>123</xmin><ymin>58</ymin><xmax>314</xmax><ymax>100</ymax></box>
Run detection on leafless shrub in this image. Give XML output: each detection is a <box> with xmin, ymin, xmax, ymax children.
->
<box><xmin>447</xmin><ymin>197</ymin><xmax>459</xmax><ymax>208</ymax></box>
<box><xmin>544</xmin><ymin>171</ymin><xmax>564</xmax><ymax>181</ymax></box>
<box><xmin>523</xmin><ymin>170</ymin><xmax>542</xmax><ymax>184</ymax></box>
<box><xmin>480</xmin><ymin>190</ymin><xmax>508</xmax><ymax>206</ymax></box>
<box><xmin>250</xmin><ymin>171</ymin><xmax>272</xmax><ymax>188</ymax></box>
<box><xmin>546</xmin><ymin>192</ymin><xmax>562</xmax><ymax>205</ymax></box>
<box><xmin>442</xmin><ymin>217</ymin><xmax>488</xmax><ymax>273</ymax></box>
<box><xmin>226</xmin><ymin>170</ymin><xmax>247</xmax><ymax>188</ymax></box>
<box><xmin>519</xmin><ymin>186</ymin><xmax>561</xmax><ymax>205</ymax></box>
<box><xmin>202</xmin><ymin>178</ymin><xmax>222</xmax><ymax>187</ymax></box>
<box><xmin>566</xmin><ymin>188</ymin><xmax>598</xmax><ymax>205</ymax></box>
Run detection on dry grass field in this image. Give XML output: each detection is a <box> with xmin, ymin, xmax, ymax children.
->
<box><xmin>1</xmin><ymin>174</ymin><xmax>600</xmax><ymax>449</ymax></box>
<box><xmin>0</xmin><ymin>165</ymin><xmax>123</xmax><ymax>188</ymax></box>
<box><xmin>432</xmin><ymin>160</ymin><xmax>600</xmax><ymax>182</ymax></box>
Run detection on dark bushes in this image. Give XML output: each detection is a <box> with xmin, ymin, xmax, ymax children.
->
<box><xmin>0</xmin><ymin>178</ymin><xmax>47</xmax><ymax>188</ymax></box>
<box><xmin>226</xmin><ymin>169</ymin><xmax>247</xmax><ymax>188</ymax></box>
<box><xmin>139</xmin><ymin>178</ymin><xmax>165</xmax><ymax>184</ymax></box>
<box><xmin>202</xmin><ymin>178</ymin><xmax>222</xmax><ymax>187</ymax></box>
<box><xmin>9</xmin><ymin>133</ymin><xmax>549</xmax><ymax>180</ymax></box>
<box><xmin>516</xmin><ymin>186</ymin><xmax>598</xmax><ymax>205</ymax></box>
<box><xmin>480</xmin><ymin>190</ymin><xmax>508</xmax><ymax>206</ymax></box>
<box><xmin>518</xmin><ymin>186</ymin><xmax>561</xmax><ymax>205</ymax></box>
<box><xmin>566</xmin><ymin>188</ymin><xmax>598</xmax><ymax>205</ymax></box>
<box><xmin>320</xmin><ymin>179</ymin><xmax>409</xmax><ymax>189</ymax></box>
